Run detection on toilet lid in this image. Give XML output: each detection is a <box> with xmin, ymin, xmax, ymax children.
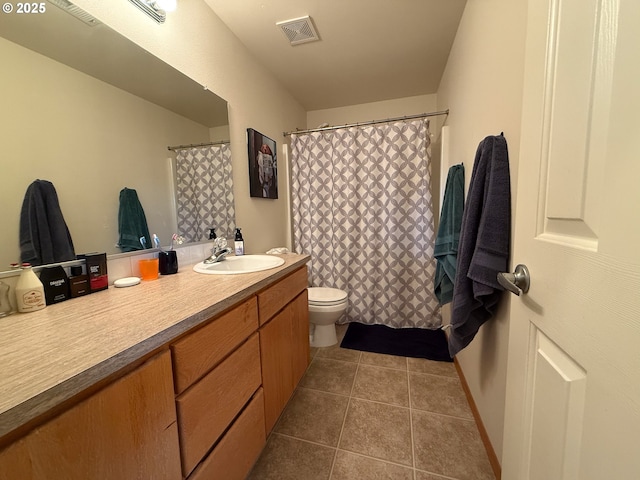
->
<box><xmin>308</xmin><ymin>287</ymin><xmax>348</xmax><ymax>306</ymax></box>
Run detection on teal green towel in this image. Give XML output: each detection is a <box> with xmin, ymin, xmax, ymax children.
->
<box><xmin>117</xmin><ymin>187</ymin><xmax>151</xmax><ymax>252</ymax></box>
<box><xmin>434</xmin><ymin>164</ymin><xmax>465</xmax><ymax>304</ymax></box>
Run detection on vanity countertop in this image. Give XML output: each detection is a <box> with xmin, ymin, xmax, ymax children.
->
<box><xmin>0</xmin><ymin>253</ymin><xmax>310</xmax><ymax>439</ymax></box>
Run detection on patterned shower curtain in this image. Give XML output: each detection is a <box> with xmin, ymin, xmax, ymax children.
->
<box><xmin>174</xmin><ymin>144</ymin><xmax>235</xmax><ymax>243</ymax></box>
<box><xmin>291</xmin><ymin>119</ymin><xmax>442</xmax><ymax>329</ymax></box>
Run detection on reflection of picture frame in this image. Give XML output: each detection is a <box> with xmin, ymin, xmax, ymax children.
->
<box><xmin>247</xmin><ymin>128</ymin><xmax>278</xmax><ymax>199</ymax></box>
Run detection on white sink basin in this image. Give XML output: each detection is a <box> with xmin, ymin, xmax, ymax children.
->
<box><xmin>192</xmin><ymin>255</ymin><xmax>285</xmax><ymax>275</ymax></box>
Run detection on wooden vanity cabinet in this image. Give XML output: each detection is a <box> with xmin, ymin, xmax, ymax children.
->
<box><xmin>171</xmin><ymin>297</ymin><xmax>264</xmax><ymax>479</ymax></box>
<box><xmin>258</xmin><ymin>267</ymin><xmax>310</xmax><ymax>433</ymax></box>
<box><xmin>0</xmin><ymin>261</ymin><xmax>310</xmax><ymax>480</ymax></box>
<box><xmin>173</xmin><ymin>267</ymin><xmax>309</xmax><ymax>477</ymax></box>
<box><xmin>0</xmin><ymin>351</ymin><xmax>181</xmax><ymax>480</ymax></box>
<box><xmin>175</xmin><ymin>334</ymin><xmax>262</xmax><ymax>477</ymax></box>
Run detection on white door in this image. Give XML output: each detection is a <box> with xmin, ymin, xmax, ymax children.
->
<box><xmin>501</xmin><ymin>0</ymin><xmax>640</xmax><ymax>479</ymax></box>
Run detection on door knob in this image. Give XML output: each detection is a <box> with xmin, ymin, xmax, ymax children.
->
<box><xmin>497</xmin><ymin>264</ymin><xmax>530</xmax><ymax>296</ymax></box>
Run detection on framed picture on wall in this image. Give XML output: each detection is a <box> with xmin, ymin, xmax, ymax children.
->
<box><xmin>247</xmin><ymin>128</ymin><xmax>278</xmax><ymax>199</ymax></box>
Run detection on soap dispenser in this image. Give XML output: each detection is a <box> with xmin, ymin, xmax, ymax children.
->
<box><xmin>234</xmin><ymin>228</ymin><xmax>244</xmax><ymax>256</ymax></box>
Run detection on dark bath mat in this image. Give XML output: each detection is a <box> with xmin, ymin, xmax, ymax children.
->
<box><xmin>340</xmin><ymin>322</ymin><xmax>453</xmax><ymax>362</ymax></box>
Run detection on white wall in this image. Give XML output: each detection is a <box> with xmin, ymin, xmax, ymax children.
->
<box><xmin>74</xmin><ymin>0</ymin><xmax>307</xmax><ymax>254</ymax></box>
<box><xmin>436</xmin><ymin>0</ymin><xmax>528</xmax><ymax>465</ymax></box>
<box><xmin>307</xmin><ymin>94</ymin><xmax>437</xmax><ymax>127</ymax></box>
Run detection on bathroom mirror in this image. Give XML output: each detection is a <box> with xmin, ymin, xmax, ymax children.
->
<box><xmin>0</xmin><ymin>1</ymin><xmax>231</xmax><ymax>270</ymax></box>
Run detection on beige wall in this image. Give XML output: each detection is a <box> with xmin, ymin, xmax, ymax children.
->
<box><xmin>74</xmin><ymin>0</ymin><xmax>307</xmax><ymax>254</ymax></box>
<box><xmin>436</xmin><ymin>0</ymin><xmax>528</xmax><ymax>465</ymax></box>
<box><xmin>0</xmin><ymin>37</ymin><xmax>210</xmax><ymax>266</ymax></box>
<box><xmin>307</xmin><ymin>94</ymin><xmax>437</xmax><ymax>127</ymax></box>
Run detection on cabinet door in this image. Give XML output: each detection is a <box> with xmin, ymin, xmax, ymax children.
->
<box><xmin>260</xmin><ymin>306</ymin><xmax>295</xmax><ymax>433</ymax></box>
<box><xmin>260</xmin><ymin>290</ymin><xmax>310</xmax><ymax>434</ymax></box>
<box><xmin>0</xmin><ymin>351</ymin><xmax>181</xmax><ymax>480</ymax></box>
<box><xmin>290</xmin><ymin>290</ymin><xmax>310</xmax><ymax>387</ymax></box>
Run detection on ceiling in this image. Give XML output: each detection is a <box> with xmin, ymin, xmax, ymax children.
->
<box><xmin>204</xmin><ymin>0</ymin><xmax>467</xmax><ymax>111</ymax></box>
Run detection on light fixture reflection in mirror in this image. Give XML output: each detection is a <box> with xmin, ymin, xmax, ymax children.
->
<box><xmin>156</xmin><ymin>0</ymin><xmax>177</xmax><ymax>12</ymax></box>
<box><xmin>128</xmin><ymin>0</ymin><xmax>176</xmax><ymax>24</ymax></box>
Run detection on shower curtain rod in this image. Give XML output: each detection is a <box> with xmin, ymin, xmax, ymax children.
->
<box><xmin>282</xmin><ymin>109</ymin><xmax>449</xmax><ymax>137</ymax></box>
<box><xmin>167</xmin><ymin>140</ymin><xmax>230</xmax><ymax>151</ymax></box>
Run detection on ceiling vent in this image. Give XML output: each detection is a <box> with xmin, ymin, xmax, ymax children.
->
<box><xmin>276</xmin><ymin>16</ymin><xmax>320</xmax><ymax>46</ymax></box>
<box><xmin>48</xmin><ymin>0</ymin><xmax>101</xmax><ymax>26</ymax></box>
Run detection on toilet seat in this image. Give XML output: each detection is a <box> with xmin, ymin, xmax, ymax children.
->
<box><xmin>308</xmin><ymin>287</ymin><xmax>348</xmax><ymax>306</ymax></box>
<box><xmin>307</xmin><ymin>287</ymin><xmax>348</xmax><ymax>348</ymax></box>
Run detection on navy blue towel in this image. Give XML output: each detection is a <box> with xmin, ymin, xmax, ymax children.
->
<box><xmin>19</xmin><ymin>179</ymin><xmax>76</xmax><ymax>266</ymax></box>
<box><xmin>448</xmin><ymin>136</ymin><xmax>511</xmax><ymax>357</ymax></box>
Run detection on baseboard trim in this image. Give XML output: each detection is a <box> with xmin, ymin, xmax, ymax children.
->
<box><xmin>454</xmin><ymin>358</ymin><xmax>502</xmax><ymax>480</ymax></box>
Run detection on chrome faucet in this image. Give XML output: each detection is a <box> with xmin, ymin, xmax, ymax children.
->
<box><xmin>204</xmin><ymin>237</ymin><xmax>232</xmax><ymax>264</ymax></box>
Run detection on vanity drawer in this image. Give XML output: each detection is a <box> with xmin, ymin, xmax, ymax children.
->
<box><xmin>257</xmin><ymin>266</ymin><xmax>308</xmax><ymax>325</ymax></box>
<box><xmin>176</xmin><ymin>333</ymin><xmax>261</xmax><ymax>477</ymax></box>
<box><xmin>188</xmin><ymin>388</ymin><xmax>266</xmax><ymax>480</ymax></box>
<box><xmin>171</xmin><ymin>297</ymin><xmax>258</xmax><ymax>394</ymax></box>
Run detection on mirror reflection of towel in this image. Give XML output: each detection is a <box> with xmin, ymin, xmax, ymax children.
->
<box><xmin>19</xmin><ymin>179</ymin><xmax>76</xmax><ymax>266</ymax></box>
<box><xmin>117</xmin><ymin>187</ymin><xmax>151</xmax><ymax>252</ymax></box>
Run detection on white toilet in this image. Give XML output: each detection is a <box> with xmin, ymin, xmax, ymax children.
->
<box><xmin>308</xmin><ymin>287</ymin><xmax>348</xmax><ymax>348</ymax></box>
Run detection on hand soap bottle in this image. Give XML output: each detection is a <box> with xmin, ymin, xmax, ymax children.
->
<box><xmin>15</xmin><ymin>263</ymin><xmax>46</xmax><ymax>313</ymax></box>
<box><xmin>234</xmin><ymin>228</ymin><xmax>244</xmax><ymax>256</ymax></box>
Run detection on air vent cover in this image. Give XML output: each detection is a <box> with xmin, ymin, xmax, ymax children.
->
<box><xmin>276</xmin><ymin>16</ymin><xmax>320</xmax><ymax>46</ymax></box>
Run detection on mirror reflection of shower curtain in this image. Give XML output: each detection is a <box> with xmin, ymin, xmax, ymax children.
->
<box><xmin>291</xmin><ymin>119</ymin><xmax>442</xmax><ymax>329</ymax></box>
<box><xmin>174</xmin><ymin>144</ymin><xmax>235</xmax><ymax>243</ymax></box>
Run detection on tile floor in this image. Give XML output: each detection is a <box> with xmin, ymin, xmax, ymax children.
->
<box><xmin>248</xmin><ymin>325</ymin><xmax>495</xmax><ymax>480</ymax></box>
